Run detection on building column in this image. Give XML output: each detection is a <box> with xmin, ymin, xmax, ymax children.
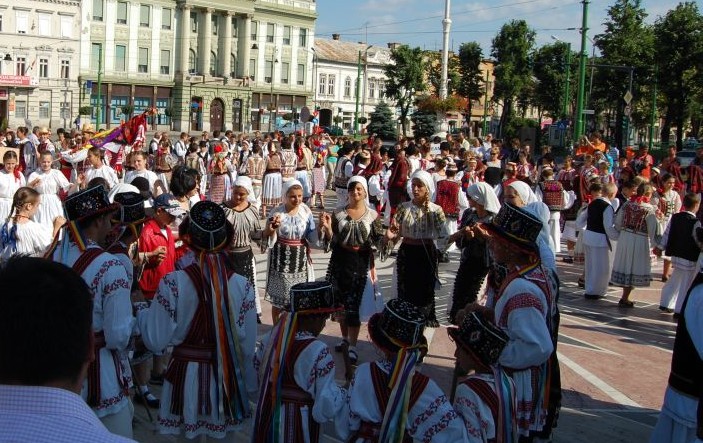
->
<box><xmin>221</xmin><ymin>12</ymin><xmax>232</xmax><ymax>77</ymax></box>
<box><xmin>238</xmin><ymin>13</ymin><xmax>252</xmax><ymax>78</ymax></box>
<box><xmin>200</xmin><ymin>8</ymin><xmax>213</xmax><ymax>76</ymax></box>
<box><xmin>178</xmin><ymin>4</ymin><xmax>191</xmax><ymax>76</ymax></box>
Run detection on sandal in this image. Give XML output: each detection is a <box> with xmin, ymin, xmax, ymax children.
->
<box><xmin>577</xmin><ymin>278</ymin><xmax>585</xmax><ymax>288</ymax></box>
<box><xmin>348</xmin><ymin>348</ymin><xmax>358</xmax><ymax>365</ymax></box>
<box><xmin>618</xmin><ymin>299</ymin><xmax>635</xmax><ymax>308</ymax></box>
<box><xmin>334</xmin><ymin>339</ymin><xmax>349</xmax><ymax>353</ymax></box>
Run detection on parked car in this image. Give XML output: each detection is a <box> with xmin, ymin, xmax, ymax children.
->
<box><xmin>683</xmin><ymin>137</ymin><xmax>700</xmax><ymax>150</ymax></box>
<box><xmin>276</xmin><ymin>122</ymin><xmax>299</xmax><ymax>136</ymax></box>
<box><xmin>677</xmin><ymin>149</ymin><xmax>697</xmax><ymax>168</ymax></box>
<box><xmin>321</xmin><ymin>126</ymin><xmax>344</xmax><ymax>136</ymax></box>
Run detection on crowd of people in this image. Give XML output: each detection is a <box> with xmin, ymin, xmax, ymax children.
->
<box><xmin>0</xmin><ymin>123</ymin><xmax>700</xmax><ymax>443</ymax></box>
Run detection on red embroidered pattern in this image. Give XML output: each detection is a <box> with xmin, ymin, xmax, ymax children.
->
<box><xmin>95</xmin><ymin>391</ymin><xmax>127</xmax><ymax>410</ymax></box>
<box><xmin>422</xmin><ymin>408</ymin><xmax>459</xmax><ymax>442</ymax></box>
<box><xmin>409</xmin><ymin>395</ymin><xmax>445</xmax><ymax>435</ymax></box>
<box><xmin>499</xmin><ymin>294</ymin><xmax>544</xmax><ymax>327</ymax></box>
<box><xmin>454</xmin><ymin>397</ymin><xmax>482</xmax><ymax>438</ymax></box>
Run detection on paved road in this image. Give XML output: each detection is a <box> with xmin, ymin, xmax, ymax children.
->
<box><xmin>134</xmin><ymin>192</ymin><xmax>673</xmax><ymax>442</ymax></box>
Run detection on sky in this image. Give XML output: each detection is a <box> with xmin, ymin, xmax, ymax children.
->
<box><xmin>315</xmin><ymin>0</ymin><xmax>682</xmax><ymax>56</ymax></box>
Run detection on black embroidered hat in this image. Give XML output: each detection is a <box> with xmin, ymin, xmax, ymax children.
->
<box><xmin>448</xmin><ymin>310</ymin><xmax>509</xmax><ymax>368</ymax></box>
<box><xmin>64</xmin><ymin>185</ymin><xmax>119</xmax><ymax>222</ymax></box>
<box><xmin>112</xmin><ymin>192</ymin><xmax>146</xmax><ymax>225</ymax></box>
<box><xmin>288</xmin><ymin>281</ymin><xmax>341</xmax><ymax>315</ymax></box>
<box><xmin>483</xmin><ymin>202</ymin><xmax>542</xmax><ymax>250</ymax></box>
<box><xmin>368</xmin><ymin>299</ymin><xmax>426</xmax><ymax>353</ymax></box>
<box><xmin>188</xmin><ymin>201</ymin><xmax>231</xmax><ymax>252</ymax></box>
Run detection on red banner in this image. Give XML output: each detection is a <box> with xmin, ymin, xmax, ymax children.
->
<box><xmin>0</xmin><ymin>75</ymin><xmax>36</xmax><ymax>86</ymax></box>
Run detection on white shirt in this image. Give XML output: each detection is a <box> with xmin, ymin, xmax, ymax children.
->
<box><xmin>576</xmin><ymin>197</ymin><xmax>620</xmax><ymax>247</ymax></box>
<box><xmin>85</xmin><ymin>165</ymin><xmax>120</xmax><ymax>190</ymax></box>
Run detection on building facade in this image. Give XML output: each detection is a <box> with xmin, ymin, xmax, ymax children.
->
<box><xmin>80</xmin><ymin>0</ymin><xmax>316</xmax><ymax>133</ymax></box>
<box><xmin>0</xmin><ymin>1</ymin><xmax>81</xmax><ymax>130</ymax></box>
<box><xmin>313</xmin><ymin>36</ymin><xmax>397</xmax><ymax>134</ymax></box>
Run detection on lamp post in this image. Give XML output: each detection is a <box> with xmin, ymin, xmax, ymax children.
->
<box><xmin>482</xmin><ymin>69</ymin><xmax>490</xmax><ymax>136</ymax></box>
<box><xmin>360</xmin><ymin>44</ymin><xmax>373</xmax><ymax>131</ymax></box>
<box><xmin>96</xmin><ymin>43</ymin><xmax>103</xmax><ymax>128</ymax></box>
<box><xmin>439</xmin><ymin>0</ymin><xmax>452</xmax><ymax>99</ymax></box>
<box><xmin>268</xmin><ymin>47</ymin><xmax>278</xmax><ymax>132</ymax></box>
<box><xmin>649</xmin><ymin>65</ymin><xmax>657</xmax><ymax>149</ymax></box>
<box><xmin>354</xmin><ymin>50</ymin><xmax>361</xmax><ymax>135</ymax></box>
<box><xmin>574</xmin><ymin>0</ymin><xmax>590</xmax><ymax>141</ymax></box>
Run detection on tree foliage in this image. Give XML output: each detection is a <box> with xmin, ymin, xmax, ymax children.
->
<box><xmin>411</xmin><ymin>110</ymin><xmax>438</xmax><ymax>139</ymax></box>
<box><xmin>426</xmin><ymin>51</ymin><xmax>461</xmax><ymax>96</ymax></box>
<box><xmin>531</xmin><ymin>42</ymin><xmax>575</xmax><ymax>120</ymax></box>
<box><xmin>367</xmin><ymin>101</ymin><xmax>398</xmax><ymax>140</ymax></box>
<box><xmin>457</xmin><ymin>42</ymin><xmax>484</xmax><ymax>119</ymax></box>
<box><xmin>384</xmin><ymin>45</ymin><xmax>426</xmax><ymax>135</ymax></box>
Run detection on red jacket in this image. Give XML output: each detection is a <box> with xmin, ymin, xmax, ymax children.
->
<box><xmin>138</xmin><ymin>218</ymin><xmax>176</xmax><ymax>300</ymax></box>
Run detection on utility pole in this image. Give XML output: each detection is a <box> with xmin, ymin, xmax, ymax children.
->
<box><xmin>482</xmin><ymin>69</ymin><xmax>489</xmax><ymax>135</ymax></box>
<box><xmin>354</xmin><ymin>51</ymin><xmax>361</xmax><ymax>135</ymax></box>
<box><xmin>439</xmin><ymin>0</ymin><xmax>451</xmax><ymax>99</ymax></box>
<box><xmin>564</xmin><ymin>43</ymin><xmax>571</xmax><ymax>119</ymax></box>
<box><xmin>96</xmin><ymin>44</ymin><xmax>103</xmax><ymax>128</ymax></box>
<box><xmin>574</xmin><ymin>0</ymin><xmax>590</xmax><ymax>141</ymax></box>
<box><xmin>649</xmin><ymin>65</ymin><xmax>657</xmax><ymax>149</ymax></box>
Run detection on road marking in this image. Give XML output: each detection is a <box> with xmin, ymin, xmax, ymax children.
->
<box><xmin>557</xmin><ymin>352</ymin><xmax>642</xmax><ymax>408</ymax></box>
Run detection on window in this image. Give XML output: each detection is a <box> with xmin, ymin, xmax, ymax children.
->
<box><xmin>60</xmin><ymin>60</ymin><xmax>70</xmax><ymax>78</ymax></box>
<box><xmin>16</xmin><ymin>11</ymin><xmax>28</xmax><ymax>34</ymax></box>
<box><xmin>344</xmin><ymin>77</ymin><xmax>351</xmax><ymax>97</ymax></box>
<box><xmin>162</xmin><ymin>8</ymin><xmax>172</xmax><ymax>30</ymax></box>
<box><xmin>318</xmin><ymin>74</ymin><xmax>326</xmax><ymax>95</ymax></box>
<box><xmin>139</xmin><ymin>5</ymin><xmax>150</xmax><ymax>27</ymax></box>
<box><xmin>369</xmin><ymin>79</ymin><xmax>376</xmax><ymax>99</ymax></box>
<box><xmin>297</xmin><ymin>64</ymin><xmax>305</xmax><ymax>86</ymax></box>
<box><xmin>209</xmin><ymin>51</ymin><xmax>217</xmax><ymax>76</ymax></box>
<box><xmin>281</xmin><ymin>62</ymin><xmax>289</xmax><ymax>84</ymax></box>
<box><xmin>299</xmin><ymin>28</ymin><xmax>307</xmax><ymax>47</ymax></box>
<box><xmin>38</xmin><ymin>13</ymin><xmax>51</xmax><ymax>37</ymax></box>
<box><xmin>133</xmin><ymin>97</ymin><xmax>151</xmax><ymax>116</ymax></box>
<box><xmin>92</xmin><ymin>0</ymin><xmax>103</xmax><ymax>21</ymax></box>
<box><xmin>231</xmin><ymin>17</ymin><xmax>238</xmax><ymax>37</ymax></box>
<box><xmin>156</xmin><ymin>98</ymin><xmax>170</xmax><ymax>125</ymax></box>
<box><xmin>251</xmin><ymin>21</ymin><xmax>258</xmax><ymax>40</ymax></box>
<box><xmin>328</xmin><ymin>74</ymin><xmax>335</xmax><ymax>96</ymax></box>
<box><xmin>116</xmin><ymin>2</ymin><xmax>128</xmax><ymax>24</ymax></box>
<box><xmin>110</xmin><ymin>97</ymin><xmax>127</xmax><ymax>123</ymax></box>
<box><xmin>0</xmin><ymin>14</ymin><xmax>3</xmax><ymax>32</ymax></box>
<box><xmin>190</xmin><ymin>12</ymin><xmax>198</xmax><ymax>33</ymax></box>
<box><xmin>61</xmin><ymin>60</ymin><xmax>71</xmax><ymax>78</ymax></box>
<box><xmin>266</xmin><ymin>23</ymin><xmax>274</xmax><ymax>43</ymax></box>
<box><xmin>39</xmin><ymin>58</ymin><xmax>49</xmax><ymax>78</ymax></box>
<box><xmin>114</xmin><ymin>45</ymin><xmax>126</xmax><ymax>71</ymax></box>
<box><xmin>16</xmin><ymin>57</ymin><xmax>26</xmax><ymax>76</ymax></box>
<box><xmin>264</xmin><ymin>60</ymin><xmax>273</xmax><ymax>83</ymax></box>
<box><xmin>15</xmin><ymin>101</ymin><xmax>26</xmax><ymax>119</ymax></box>
<box><xmin>39</xmin><ymin>101</ymin><xmax>50</xmax><ymax>119</ymax></box>
<box><xmin>138</xmin><ymin>47</ymin><xmax>148</xmax><ymax>73</ymax></box>
<box><xmin>283</xmin><ymin>26</ymin><xmax>291</xmax><ymax>45</ymax></box>
<box><xmin>230</xmin><ymin>54</ymin><xmax>236</xmax><ymax>76</ymax></box>
<box><xmin>188</xmin><ymin>49</ymin><xmax>197</xmax><ymax>73</ymax></box>
<box><xmin>160</xmin><ymin>50</ymin><xmax>170</xmax><ymax>74</ymax></box>
<box><xmin>249</xmin><ymin>58</ymin><xmax>256</xmax><ymax>80</ymax></box>
<box><xmin>60</xmin><ymin>102</ymin><xmax>70</xmax><ymax>120</ymax></box>
<box><xmin>60</xmin><ymin>16</ymin><xmax>72</xmax><ymax>37</ymax></box>
<box><xmin>90</xmin><ymin>43</ymin><xmax>102</xmax><ymax>71</ymax></box>
<box><xmin>378</xmin><ymin>80</ymin><xmax>385</xmax><ymax>98</ymax></box>
<box><xmin>211</xmin><ymin>15</ymin><xmax>218</xmax><ymax>36</ymax></box>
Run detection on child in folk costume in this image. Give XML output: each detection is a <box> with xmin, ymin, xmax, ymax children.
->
<box><xmin>261</xmin><ymin>143</ymin><xmax>283</xmax><ymax>218</ymax></box>
<box><xmin>0</xmin><ymin>150</ymin><xmax>26</xmax><ymax>223</ymax></box>
<box><xmin>450</xmin><ymin>311</ymin><xmax>517</xmax><ymax>443</ymax></box>
<box><xmin>345</xmin><ymin>298</ymin><xmax>468</xmax><ymax>442</ymax></box>
<box><xmin>247</xmin><ymin>144</ymin><xmax>266</xmax><ymax>210</ymax></box>
<box><xmin>136</xmin><ymin>201</ymin><xmax>258</xmax><ymax>440</ymax></box>
<box><xmin>557</xmin><ymin>156</ymin><xmax>579</xmax><ymax>263</ymax></box>
<box><xmin>253</xmin><ymin>281</ymin><xmax>350</xmax><ymax>443</ymax></box>
<box><xmin>576</xmin><ymin>182</ymin><xmax>620</xmax><ymax>300</ymax></box>
<box><xmin>27</xmin><ymin>151</ymin><xmax>77</xmax><ymax>230</ymax></box>
<box><xmin>83</xmin><ymin>146</ymin><xmax>120</xmax><ymax>190</ymax></box>
<box><xmin>310</xmin><ymin>143</ymin><xmax>328</xmax><ymax>209</ymax></box>
<box><xmin>535</xmin><ymin>167</ymin><xmax>576</xmax><ymax>255</ymax></box>
<box><xmin>611</xmin><ymin>182</ymin><xmax>660</xmax><ymax>307</ymax></box>
<box><xmin>654</xmin><ymin>173</ymin><xmax>683</xmax><ymax>282</ymax></box>
<box><xmin>654</xmin><ymin>192</ymin><xmax>702</xmax><ymax>315</ymax></box>
<box><xmin>207</xmin><ymin>147</ymin><xmax>234</xmax><ymax>205</ymax></box>
<box><xmin>434</xmin><ymin>162</ymin><xmax>469</xmax><ymax>261</ymax></box>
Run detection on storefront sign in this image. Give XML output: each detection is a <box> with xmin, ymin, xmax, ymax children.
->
<box><xmin>0</xmin><ymin>75</ymin><xmax>37</xmax><ymax>87</ymax></box>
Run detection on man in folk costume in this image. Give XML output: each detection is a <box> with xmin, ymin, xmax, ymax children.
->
<box><xmin>450</xmin><ymin>310</ymin><xmax>518</xmax><ymax>443</ymax></box>
<box><xmin>472</xmin><ymin>203</ymin><xmax>558</xmax><ymax>441</ymax></box>
<box><xmin>253</xmin><ymin>281</ymin><xmax>349</xmax><ymax>443</ymax></box>
<box><xmin>136</xmin><ymin>201</ymin><xmax>258</xmax><ymax>439</ymax></box>
<box><xmin>435</xmin><ymin>162</ymin><xmax>469</xmax><ymax>262</ymax></box>
<box><xmin>334</xmin><ymin>145</ymin><xmax>354</xmax><ymax>209</ymax></box>
<box><xmin>47</xmin><ymin>185</ymin><xmax>135</xmax><ymax>438</ymax></box>
<box><xmin>535</xmin><ymin>167</ymin><xmax>576</xmax><ymax>254</ymax></box>
<box><xmin>345</xmin><ymin>298</ymin><xmax>468</xmax><ymax>442</ymax></box>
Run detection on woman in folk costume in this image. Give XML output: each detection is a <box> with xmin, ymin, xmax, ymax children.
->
<box><xmin>222</xmin><ymin>176</ymin><xmax>264</xmax><ymax>324</ymax></box>
<box><xmin>16</xmin><ymin>126</ymin><xmax>38</xmax><ymax>176</ymax></box>
<box><xmin>344</xmin><ymin>298</ymin><xmax>468</xmax><ymax>442</ymax></box>
<box><xmin>320</xmin><ymin>176</ymin><xmax>385</xmax><ymax>365</ymax></box>
<box><xmin>385</xmin><ymin>170</ymin><xmax>449</xmax><ymax>327</ymax></box>
<box><xmin>207</xmin><ymin>147</ymin><xmax>234</xmax><ymax>205</ymax></box>
<box><xmin>253</xmin><ymin>281</ymin><xmax>350</xmax><ymax>443</ymax></box>
<box><xmin>557</xmin><ymin>156</ymin><xmax>579</xmax><ymax>263</ymax></box>
<box><xmin>653</xmin><ymin>173</ymin><xmax>682</xmax><ymax>282</ymax></box>
<box><xmin>280</xmin><ymin>141</ymin><xmax>298</xmax><ymax>186</ymax></box>
<box><xmin>247</xmin><ymin>144</ymin><xmax>266</xmax><ymax>211</ymax></box>
<box><xmin>125</xmin><ymin>151</ymin><xmax>163</xmax><ymax>197</ymax></box>
<box><xmin>447</xmin><ymin>182</ymin><xmax>500</xmax><ymax>324</ymax></box>
<box><xmin>535</xmin><ymin>167</ymin><xmax>576</xmax><ymax>255</ymax></box>
<box><xmin>153</xmin><ymin>139</ymin><xmax>177</xmax><ymax>194</ymax></box>
<box><xmin>27</xmin><ymin>151</ymin><xmax>77</xmax><ymax>229</ymax></box>
<box><xmin>261</xmin><ymin>142</ymin><xmax>283</xmax><ymax>218</ymax></box>
<box><xmin>0</xmin><ymin>150</ymin><xmax>27</xmax><ymax>223</ymax></box>
<box><xmin>450</xmin><ymin>310</ymin><xmax>517</xmax><ymax>443</ymax></box>
<box><xmin>610</xmin><ymin>182</ymin><xmax>660</xmax><ymax>307</ymax></box>
<box><xmin>434</xmin><ymin>161</ymin><xmax>469</xmax><ymax>260</ymax></box>
<box><xmin>472</xmin><ymin>203</ymin><xmax>557</xmax><ymax>440</ymax></box>
<box><xmin>293</xmin><ymin>137</ymin><xmax>313</xmax><ymax>202</ymax></box>
<box><xmin>263</xmin><ymin>179</ymin><xmax>317</xmax><ymax>323</ymax></box>
<box><xmin>309</xmin><ymin>142</ymin><xmax>328</xmax><ymax>209</ymax></box>
<box><xmin>136</xmin><ymin>201</ymin><xmax>258</xmax><ymax>440</ymax></box>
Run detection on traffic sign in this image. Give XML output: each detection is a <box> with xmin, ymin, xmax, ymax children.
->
<box><xmin>624</xmin><ymin>91</ymin><xmax>633</xmax><ymax>105</ymax></box>
<box><xmin>582</xmin><ymin>109</ymin><xmax>595</xmax><ymax>115</ymax></box>
<box><xmin>300</xmin><ymin>106</ymin><xmax>311</xmax><ymax>123</ymax></box>
<box><xmin>557</xmin><ymin>121</ymin><xmax>567</xmax><ymax>130</ymax></box>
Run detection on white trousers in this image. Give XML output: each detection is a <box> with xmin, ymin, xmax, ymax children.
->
<box><xmin>584</xmin><ymin>244</ymin><xmax>611</xmax><ymax>296</ymax></box>
<box><xmin>99</xmin><ymin>399</ymin><xmax>134</xmax><ymax>439</ymax></box>
<box><xmin>659</xmin><ymin>266</ymin><xmax>698</xmax><ymax>312</ymax></box>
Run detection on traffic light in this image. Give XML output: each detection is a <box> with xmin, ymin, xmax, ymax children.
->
<box><xmin>621</xmin><ymin>115</ymin><xmax>629</xmax><ymax>130</ymax></box>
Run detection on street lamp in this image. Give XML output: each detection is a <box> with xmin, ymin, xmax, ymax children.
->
<box><xmin>268</xmin><ymin>46</ymin><xmax>278</xmax><ymax>132</ymax></box>
<box><xmin>574</xmin><ymin>0</ymin><xmax>591</xmax><ymax>141</ymax></box>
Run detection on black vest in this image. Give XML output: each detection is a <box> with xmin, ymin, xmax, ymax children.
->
<box><xmin>668</xmin><ymin>272</ymin><xmax>703</xmax><ymax>439</ymax></box>
<box><xmin>586</xmin><ymin>198</ymin><xmax>610</xmax><ymax>234</ymax></box>
<box><xmin>665</xmin><ymin>212</ymin><xmax>701</xmax><ymax>262</ymax></box>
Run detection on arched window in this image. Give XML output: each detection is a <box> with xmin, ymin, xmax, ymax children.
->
<box><xmin>210</xmin><ymin>51</ymin><xmax>218</xmax><ymax>76</ymax></box>
<box><xmin>188</xmin><ymin>49</ymin><xmax>197</xmax><ymax>73</ymax></box>
<box><xmin>344</xmin><ymin>77</ymin><xmax>351</xmax><ymax>97</ymax></box>
<box><xmin>230</xmin><ymin>54</ymin><xmax>236</xmax><ymax>77</ymax></box>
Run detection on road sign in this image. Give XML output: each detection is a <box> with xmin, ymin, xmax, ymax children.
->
<box><xmin>300</xmin><ymin>106</ymin><xmax>311</xmax><ymax>123</ymax></box>
<box><xmin>557</xmin><ymin>121</ymin><xmax>567</xmax><ymax>130</ymax></box>
<box><xmin>582</xmin><ymin>109</ymin><xmax>595</xmax><ymax>115</ymax></box>
<box><xmin>624</xmin><ymin>91</ymin><xmax>633</xmax><ymax>105</ymax></box>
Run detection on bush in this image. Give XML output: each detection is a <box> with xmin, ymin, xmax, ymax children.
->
<box><xmin>79</xmin><ymin>106</ymin><xmax>92</xmax><ymax>115</ymax></box>
<box><xmin>411</xmin><ymin>110</ymin><xmax>437</xmax><ymax>139</ymax></box>
<box><xmin>366</xmin><ymin>102</ymin><xmax>397</xmax><ymax>140</ymax></box>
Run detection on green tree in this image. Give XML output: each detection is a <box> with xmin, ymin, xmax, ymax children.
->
<box><xmin>532</xmin><ymin>42</ymin><xmax>575</xmax><ymax>120</ymax></box>
<box><xmin>456</xmin><ymin>42</ymin><xmax>484</xmax><ymax>121</ymax></box>
<box><xmin>384</xmin><ymin>45</ymin><xmax>426</xmax><ymax>135</ymax></box>
<box><xmin>654</xmin><ymin>2</ymin><xmax>703</xmax><ymax>148</ymax></box>
<box><xmin>426</xmin><ymin>51</ymin><xmax>461</xmax><ymax>96</ymax></box>
<box><xmin>491</xmin><ymin>20</ymin><xmax>536</xmax><ymax>138</ymax></box>
<box><xmin>367</xmin><ymin>101</ymin><xmax>398</xmax><ymax>141</ymax></box>
<box><xmin>411</xmin><ymin>110</ymin><xmax>438</xmax><ymax>139</ymax></box>
<box><xmin>593</xmin><ymin>0</ymin><xmax>654</xmax><ymax>148</ymax></box>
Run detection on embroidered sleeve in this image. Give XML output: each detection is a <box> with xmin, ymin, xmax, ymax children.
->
<box><xmin>138</xmin><ymin>274</ymin><xmax>180</xmax><ymax>354</ymax></box>
<box><xmin>408</xmin><ymin>393</ymin><xmax>466</xmax><ymax>442</ymax></box>
<box><xmin>498</xmin><ymin>292</ymin><xmax>553</xmax><ymax>369</ymax></box>
<box><xmin>99</xmin><ymin>258</ymin><xmax>133</xmax><ymax>351</ymax></box>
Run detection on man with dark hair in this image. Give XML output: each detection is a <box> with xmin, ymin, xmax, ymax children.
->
<box><xmin>0</xmin><ymin>256</ymin><xmax>134</xmax><ymax>442</ymax></box>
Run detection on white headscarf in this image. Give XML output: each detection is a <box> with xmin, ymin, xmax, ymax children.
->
<box><xmin>281</xmin><ymin>179</ymin><xmax>303</xmax><ymax>199</ymax></box>
<box><xmin>466</xmin><ymin>182</ymin><xmax>501</xmax><ymax>215</ymax></box>
<box><xmin>346</xmin><ymin>175</ymin><xmax>371</xmax><ymax>207</ymax></box>
<box><xmin>233</xmin><ymin>175</ymin><xmax>257</xmax><ymax>205</ymax></box>
<box><xmin>408</xmin><ymin>169</ymin><xmax>436</xmax><ymax>201</ymax></box>
<box><xmin>107</xmin><ymin>183</ymin><xmax>140</xmax><ymax>203</ymax></box>
<box><xmin>523</xmin><ymin>201</ymin><xmax>556</xmax><ymax>271</ymax></box>
<box><xmin>508</xmin><ymin>181</ymin><xmax>540</xmax><ymax>205</ymax></box>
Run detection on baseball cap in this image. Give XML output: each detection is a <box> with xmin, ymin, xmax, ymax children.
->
<box><xmin>153</xmin><ymin>193</ymin><xmax>187</xmax><ymax>218</ymax></box>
